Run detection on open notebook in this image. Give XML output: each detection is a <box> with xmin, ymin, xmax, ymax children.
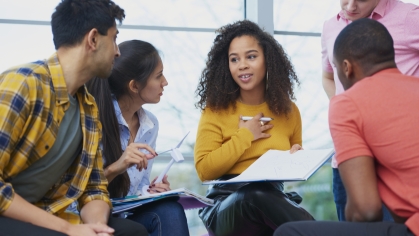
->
<box><xmin>203</xmin><ymin>148</ymin><xmax>334</xmax><ymax>185</ymax></box>
<box><xmin>111</xmin><ymin>188</ymin><xmax>214</xmax><ymax>214</ymax></box>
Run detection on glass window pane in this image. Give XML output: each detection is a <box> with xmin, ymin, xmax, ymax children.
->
<box><xmin>0</xmin><ymin>0</ymin><xmax>244</xmax><ymax>28</ymax></box>
<box><xmin>0</xmin><ymin>0</ymin><xmax>58</xmax><ymax>21</ymax></box>
<box><xmin>0</xmin><ymin>24</ymin><xmax>55</xmax><ymax>72</ymax></box>
<box><xmin>119</xmin><ymin>0</ymin><xmax>244</xmax><ymax>28</ymax></box>
<box><xmin>405</xmin><ymin>0</ymin><xmax>419</xmax><ymax>4</ymax></box>
<box><xmin>274</xmin><ymin>0</ymin><xmax>339</xmax><ymax>32</ymax></box>
<box><xmin>275</xmin><ymin>35</ymin><xmax>332</xmax><ymax>149</ymax></box>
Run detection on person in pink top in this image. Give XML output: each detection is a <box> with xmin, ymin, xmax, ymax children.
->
<box><xmin>275</xmin><ymin>18</ymin><xmax>419</xmax><ymax>236</ymax></box>
<box><xmin>322</xmin><ymin>0</ymin><xmax>419</xmax><ymax>221</ymax></box>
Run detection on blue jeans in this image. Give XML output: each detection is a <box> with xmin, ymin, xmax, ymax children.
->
<box><xmin>333</xmin><ymin>168</ymin><xmax>394</xmax><ymax>221</ymax></box>
<box><xmin>127</xmin><ymin>197</ymin><xmax>189</xmax><ymax>236</ymax></box>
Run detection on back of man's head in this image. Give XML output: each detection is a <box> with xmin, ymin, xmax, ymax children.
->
<box><xmin>51</xmin><ymin>0</ymin><xmax>125</xmax><ymax>50</ymax></box>
<box><xmin>333</xmin><ymin>18</ymin><xmax>395</xmax><ymax>72</ymax></box>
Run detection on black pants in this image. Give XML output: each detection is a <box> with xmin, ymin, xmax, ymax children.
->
<box><xmin>0</xmin><ymin>216</ymin><xmax>148</xmax><ymax>236</ymax></box>
<box><xmin>274</xmin><ymin>221</ymin><xmax>414</xmax><ymax>236</ymax></box>
<box><xmin>199</xmin><ymin>176</ymin><xmax>314</xmax><ymax>236</ymax></box>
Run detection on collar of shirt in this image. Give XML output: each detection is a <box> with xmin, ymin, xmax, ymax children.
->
<box><xmin>47</xmin><ymin>53</ymin><xmax>70</xmax><ymax>110</ymax></box>
<box><xmin>337</xmin><ymin>0</ymin><xmax>392</xmax><ymax>22</ymax></box>
<box><xmin>47</xmin><ymin>53</ymin><xmax>94</xmax><ymax>111</ymax></box>
<box><xmin>112</xmin><ymin>98</ymin><xmax>155</xmax><ymax>137</ymax></box>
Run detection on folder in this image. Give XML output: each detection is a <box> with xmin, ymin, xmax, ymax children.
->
<box><xmin>111</xmin><ymin>188</ymin><xmax>214</xmax><ymax>214</ymax></box>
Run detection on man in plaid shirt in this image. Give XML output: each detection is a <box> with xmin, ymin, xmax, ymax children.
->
<box><xmin>0</xmin><ymin>0</ymin><xmax>148</xmax><ymax>235</ymax></box>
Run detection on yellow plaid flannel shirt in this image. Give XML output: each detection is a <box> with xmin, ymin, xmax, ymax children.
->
<box><xmin>0</xmin><ymin>53</ymin><xmax>111</xmax><ymax>224</ymax></box>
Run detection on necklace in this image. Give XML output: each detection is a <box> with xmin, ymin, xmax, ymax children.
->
<box><xmin>128</xmin><ymin>121</ymin><xmax>140</xmax><ymax>144</ymax></box>
<box><xmin>127</xmin><ymin>124</ymin><xmax>139</xmax><ymax>145</ymax></box>
<box><xmin>128</xmin><ymin>131</ymin><xmax>136</xmax><ymax>143</ymax></box>
<box><xmin>127</xmin><ymin>112</ymin><xmax>140</xmax><ymax>144</ymax></box>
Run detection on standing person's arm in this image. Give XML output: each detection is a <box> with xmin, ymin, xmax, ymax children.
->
<box><xmin>322</xmin><ymin>71</ymin><xmax>336</xmax><ymax>99</ymax></box>
<box><xmin>405</xmin><ymin>6</ymin><xmax>419</xmax><ymax>75</ymax></box>
<box><xmin>321</xmin><ymin>22</ymin><xmax>336</xmax><ymax>99</ymax></box>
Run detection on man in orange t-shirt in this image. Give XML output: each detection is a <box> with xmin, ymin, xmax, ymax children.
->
<box><xmin>275</xmin><ymin>18</ymin><xmax>419</xmax><ymax>236</ymax></box>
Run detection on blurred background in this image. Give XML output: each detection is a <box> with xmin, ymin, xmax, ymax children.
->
<box><xmin>2</xmin><ymin>0</ymin><xmax>418</xmax><ymax>234</ymax></box>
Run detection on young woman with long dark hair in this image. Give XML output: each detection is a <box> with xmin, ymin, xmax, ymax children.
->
<box><xmin>87</xmin><ymin>40</ymin><xmax>189</xmax><ymax>236</ymax></box>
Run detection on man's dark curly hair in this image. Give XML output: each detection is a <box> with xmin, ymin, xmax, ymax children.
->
<box><xmin>196</xmin><ymin>20</ymin><xmax>299</xmax><ymax>115</ymax></box>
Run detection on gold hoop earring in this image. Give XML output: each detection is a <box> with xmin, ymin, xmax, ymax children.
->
<box><xmin>266</xmin><ymin>71</ymin><xmax>269</xmax><ymax>91</ymax></box>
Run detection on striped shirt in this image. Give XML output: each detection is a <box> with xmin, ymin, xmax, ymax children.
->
<box><xmin>0</xmin><ymin>53</ymin><xmax>111</xmax><ymax>224</ymax></box>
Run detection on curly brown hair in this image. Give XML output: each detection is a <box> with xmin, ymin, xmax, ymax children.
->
<box><xmin>196</xmin><ymin>20</ymin><xmax>299</xmax><ymax>115</ymax></box>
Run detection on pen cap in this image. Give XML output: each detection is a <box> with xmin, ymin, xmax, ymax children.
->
<box><xmin>170</xmin><ymin>148</ymin><xmax>184</xmax><ymax>162</ymax></box>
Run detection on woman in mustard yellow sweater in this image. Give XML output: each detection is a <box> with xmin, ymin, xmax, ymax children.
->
<box><xmin>194</xmin><ymin>20</ymin><xmax>314</xmax><ymax>236</ymax></box>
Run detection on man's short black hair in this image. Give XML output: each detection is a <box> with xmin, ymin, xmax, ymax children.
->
<box><xmin>51</xmin><ymin>0</ymin><xmax>125</xmax><ymax>50</ymax></box>
<box><xmin>333</xmin><ymin>18</ymin><xmax>395</xmax><ymax>70</ymax></box>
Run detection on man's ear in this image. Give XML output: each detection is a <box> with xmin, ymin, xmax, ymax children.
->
<box><xmin>86</xmin><ymin>28</ymin><xmax>100</xmax><ymax>51</ymax></box>
<box><xmin>343</xmin><ymin>59</ymin><xmax>354</xmax><ymax>80</ymax></box>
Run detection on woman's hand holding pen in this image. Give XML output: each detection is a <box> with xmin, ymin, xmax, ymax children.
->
<box><xmin>108</xmin><ymin>143</ymin><xmax>157</xmax><ymax>177</ymax></box>
<box><xmin>148</xmin><ymin>175</ymin><xmax>171</xmax><ymax>193</ymax></box>
<box><xmin>239</xmin><ymin>112</ymin><xmax>273</xmax><ymax>141</ymax></box>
